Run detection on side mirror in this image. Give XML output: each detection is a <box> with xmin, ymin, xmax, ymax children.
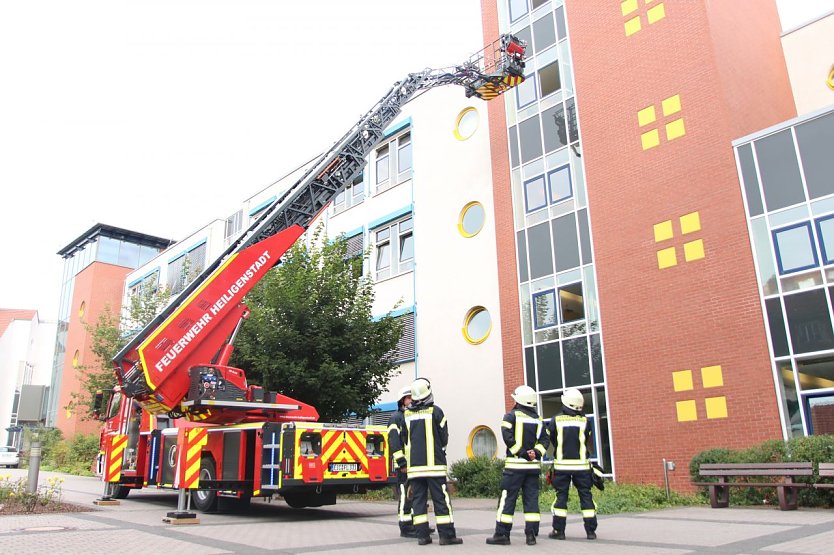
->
<box><xmin>93</xmin><ymin>390</ymin><xmax>104</xmax><ymax>420</ymax></box>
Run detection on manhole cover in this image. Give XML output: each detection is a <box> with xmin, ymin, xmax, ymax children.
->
<box><xmin>20</xmin><ymin>526</ymin><xmax>69</xmax><ymax>532</ymax></box>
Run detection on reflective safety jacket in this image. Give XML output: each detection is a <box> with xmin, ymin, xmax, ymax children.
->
<box><xmin>401</xmin><ymin>403</ymin><xmax>449</xmax><ymax>479</ymax></box>
<box><xmin>501</xmin><ymin>404</ymin><xmax>548</xmax><ymax>471</ymax></box>
<box><xmin>387</xmin><ymin>409</ymin><xmax>407</xmax><ymax>470</ymax></box>
<box><xmin>546</xmin><ymin>409</ymin><xmax>592</xmax><ymax>471</ymax></box>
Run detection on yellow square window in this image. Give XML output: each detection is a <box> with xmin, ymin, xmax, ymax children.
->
<box><xmin>676</xmin><ymin>400</ymin><xmax>697</xmax><ymax>422</ymax></box>
<box><xmin>705</xmin><ymin>396</ymin><xmax>728</xmax><ymax>419</ymax></box>
<box><xmin>666</xmin><ymin>118</ymin><xmax>686</xmax><ymax>141</ymax></box>
<box><xmin>641</xmin><ymin>128</ymin><xmax>660</xmax><ymax>150</ymax></box>
<box><xmin>625</xmin><ymin>16</ymin><xmax>642</xmax><ymax>36</ymax></box>
<box><xmin>621</xmin><ymin>0</ymin><xmax>639</xmax><ymax>16</ymax></box>
<box><xmin>679</xmin><ymin>211</ymin><xmax>701</xmax><ymax>234</ymax></box>
<box><xmin>647</xmin><ymin>3</ymin><xmax>666</xmax><ymax>24</ymax></box>
<box><xmin>701</xmin><ymin>365</ymin><xmax>724</xmax><ymax>388</ymax></box>
<box><xmin>684</xmin><ymin>239</ymin><xmax>705</xmax><ymax>262</ymax></box>
<box><xmin>638</xmin><ymin>105</ymin><xmax>657</xmax><ymax>127</ymax></box>
<box><xmin>673</xmin><ymin>370</ymin><xmax>694</xmax><ymax>392</ymax></box>
<box><xmin>653</xmin><ymin>220</ymin><xmax>674</xmax><ymax>242</ymax></box>
<box><xmin>657</xmin><ymin>246</ymin><xmax>677</xmax><ymax>269</ymax></box>
<box><xmin>661</xmin><ymin>94</ymin><xmax>681</xmax><ymax>116</ymax></box>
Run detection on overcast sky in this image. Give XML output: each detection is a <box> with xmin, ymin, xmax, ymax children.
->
<box><xmin>1</xmin><ymin>0</ymin><xmax>831</xmax><ymax>322</ymax></box>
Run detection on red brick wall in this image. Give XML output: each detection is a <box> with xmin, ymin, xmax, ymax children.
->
<box><xmin>482</xmin><ymin>1</ymin><xmax>525</xmax><ymax>413</ymax></box>
<box><xmin>563</xmin><ymin>0</ymin><xmax>795</xmax><ymax>489</ymax></box>
<box><xmin>55</xmin><ymin>262</ymin><xmax>129</xmax><ymax>438</ymax></box>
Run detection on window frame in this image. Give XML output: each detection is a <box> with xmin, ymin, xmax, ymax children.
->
<box><xmin>773</xmin><ymin>221</ymin><xmax>819</xmax><ymax>275</ymax></box>
<box><xmin>372</xmin><ymin>215</ymin><xmax>414</xmax><ymax>281</ymax></box>
<box><xmin>334</xmin><ymin>172</ymin><xmax>366</xmax><ymax>214</ymax></box>
<box><xmin>815</xmin><ymin>214</ymin><xmax>834</xmax><ymax>266</ymax></box>
<box><xmin>375</xmin><ymin>129</ymin><xmax>412</xmax><ymax>194</ymax></box>
<box><xmin>547</xmin><ymin>164</ymin><xmax>573</xmax><ymax>204</ymax></box>
<box><xmin>524</xmin><ymin>174</ymin><xmax>548</xmax><ymax>213</ymax></box>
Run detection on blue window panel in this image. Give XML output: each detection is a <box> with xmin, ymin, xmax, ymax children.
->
<box><xmin>547</xmin><ymin>164</ymin><xmax>572</xmax><ymax>204</ymax></box>
<box><xmin>816</xmin><ymin>215</ymin><xmax>834</xmax><ymax>265</ymax></box>
<box><xmin>524</xmin><ymin>174</ymin><xmax>547</xmax><ymax>213</ymax></box>
<box><xmin>773</xmin><ymin>222</ymin><xmax>819</xmax><ymax>274</ymax></box>
<box><xmin>532</xmin><ymin>289</ymin><xmax>557</xmax><ymax>329</ymax></box>
<box><xmin>516</xmin><ymin>73</ymin><xmax>537</xmax><ymax>109</ymax></box>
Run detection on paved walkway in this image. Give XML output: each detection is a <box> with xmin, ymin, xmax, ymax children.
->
<box><xmin>1</xmin><ymin>469</ymin><xmax>833</xmax><ymax>554</ymax></box>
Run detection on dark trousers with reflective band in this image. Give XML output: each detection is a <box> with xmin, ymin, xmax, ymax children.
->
<box><xmin>551</xmin><ymin>470</ymin><xmax>597</xmax><ymax>533</ymax></box>
<box><xmin>395</xmin><ymin>469</ymin><xmax>414</xmax><ymax>532</ymax></box>
<box><xmin>495</xmin><ymin>469</ymin><xmax>540</xmax><ymax>535</ymax></box>
<box><xmin>410</xmin><ymin>477</ymin><xmax>456</xmax><ymax>539</ymax></box>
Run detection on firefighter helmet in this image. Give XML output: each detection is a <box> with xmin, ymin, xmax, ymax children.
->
<box><xmin>511</xmin><ymin>385</ymin><xmax>537</xmax><ymax>408</ymax></box>
<box><xmin>411</xmin><ymin>377</ymin><xmax>432</xmax><ymax>402</ymax></box>
<box><xmin>561</xmin><ymin>388</ymin><xmax>584</xmax><ymax>411</ymax></box>
<box><xmin>399</xmin><ymin>385</ymin><xmax>412</xmax><ymax>400</ymax></box>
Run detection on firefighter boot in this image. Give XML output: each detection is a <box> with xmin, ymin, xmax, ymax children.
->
<box><xmin>400</xmin><ymin>527</ymin><xmax>418</xmax><ymax>538</ymax></box>
<box><xmin>526</xmin><ymin>532</ymin><xmax>536</xmax><ymax>545</ymax></box>
<box><xmin>417</xmin><ymin>536</ymin><xmax>433</xmax><ymax>546</ymax></box>
<box><xmin>486</xmin><ymin>534</ymin><xmax>511</xmax><ymax>545</ymax></box>
<box><xmin>548</xmin><ymin>529</ymin><xmax>566</xmax><ymax>540</ymax></box>
<box><xmin>586</xmin><ymin>531</ymin><xmax>597</xmax><ymax>540</ymax></box>
<box><xmin>439</xmin><ymin>536</ymin><xmax>463</xmax><ymax>545</ymax></box>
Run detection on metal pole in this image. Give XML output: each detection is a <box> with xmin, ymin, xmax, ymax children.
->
<box><xmin>663</xmin><ymin>458</ymin><xmax>670</xmax><ymax>501</ymax></box>
<box><xmin>26</xmin><ymin>440</ymin><xmax>41</xmax><ymax>494</ymax></box>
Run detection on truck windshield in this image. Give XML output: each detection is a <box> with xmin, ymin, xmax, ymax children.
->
<box><xmin>108</xmin><ymin>392</ymin><xmax>122</xmax><ymax>420</ymax></box>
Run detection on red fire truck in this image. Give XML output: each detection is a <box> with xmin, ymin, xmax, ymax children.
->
<box><xmin>95</xmin><ymin>34</ymin><xmax>526</xmax><ymax>514</ymax></box>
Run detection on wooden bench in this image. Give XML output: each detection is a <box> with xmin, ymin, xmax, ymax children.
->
<box><xmin>814</xmin><ymin>462</ymin><xmax>834</xmax><ymax>489</ymax></box>
<box><xmin>694</xmin><ymin>462</ymin><xmax>813</xmax><ymax>510</ymax></box>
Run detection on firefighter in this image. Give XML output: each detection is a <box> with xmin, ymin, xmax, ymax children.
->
<box><xmin>486</xmin><ymin>385</ymin><xmax>547</xmax><ymax>546</ymax></box>
<box><xmin>401</xmin><ymin>377</ymin><xmax>463</xmax><ymax>546</ymax></box>
<box><xmin>545</xmin><ymin>388</ymin><xmax>597</xmax><ymax>540</ymax></box>
<box><xmin>388</xmin><ymin>385</ymin><xmax>417</xmax><ymax>537</ymax></box>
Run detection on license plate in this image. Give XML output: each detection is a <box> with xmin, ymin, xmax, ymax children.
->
<box><xmin>329</xmin><ymin>462</ymin><xmax>359</xmax><ymax>472</ymax></box>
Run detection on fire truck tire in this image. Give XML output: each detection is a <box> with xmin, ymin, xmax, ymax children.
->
<box><xmin>106</xmin><ymin>482</ymin><xmax>130</xmax><ymax>499</ymax></box>
<box><xmin>191</xmin><ymin>457</ymin><xmax>218</xmax><ymax>512</ymax></box>
<box><xmin>283</xmin><ymin>492</ymin><xmax>336</xmax><ymax>509</ymax></box>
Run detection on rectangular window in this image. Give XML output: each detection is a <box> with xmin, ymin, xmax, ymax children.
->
<box><xmin>392</xmin><ymin>312</ymin><xmax>416</xmax><ymax>363</ymax></box>
<box><xmin>167</xmin><ymin>243</ymin><xmax>207</xmax><ymax>294</ymax></box>
<box><xmin>542</xmin><ymin>104</ymin><xmax>568</xmax><ymax>153</ymax></box>
<box><xmin>552</xmin><ymin>213</ymin><xmax>581</xmax><ymax>272</ymax></box>
<box><xmin>334</xmin><ymin>172</ymin><xmax>365</xmax><ymax>214</ymax></box>
<box><xmin>533</xmin><ymin>289</ymin><xmax>558</xmax><ymax>329</ymax></box>
<box><xmin>167</xmin><ymin>255</ymin><xmax>186</xmax><ymax>294</ymax></box>
<box><xmin>547</xmin><ymin>164</ymin><xmax>572</xmax><ymax>204</ymax></box>
<box><xmin>516</xmin><ymin>73</ymin><xmax>537</xmax><ymax>109</ymax></box>
<box><xmin>559</xmin><ymin>282</ymin><xmax>585</xmax><ymax>323</ymax></box>
<box><xmin>128</xmin><ymin>270</ymin><xmax>160</xmax><ymax>299</ymax></box>
<box><xmin>519</xmin><ymin>114</ymin><xmax>543</xmax><ymax>164</ymax></box>
<box><xmin>375</xmin><ymin>145</ymin><xmax>390</xmax><ymax>186</ymax></box>
<box><xmin>539</xmin><ymin>61</ymin><xmax>561</xmax><ymax>98</ymax></box>
<box><xmin>373</xmin><ymin>216</ymin><xmax>413</xmax><ymax>280</ymax></box>
<box><xmin>376</xmin><ymin>130</ymin><xmax>412</xmax><ymax>193</ymax></box>
<box><xmin>773</xmin><ymin>222</ymin><xmax>818</xmax><ymax>274</ymax></box>
<box><xmin>524</xmin><ymin>174</ymin><xmax>547</xmax><ymax>212</ymax></box>
<box><xmin>527</xmin><ymin>222</ymin><xmax>554</xmax><ymax>279</ymax></box>
<box><xmin>737</xmin><ymin>143</ymin><xmax>763</xmax><ymax>217</ymax></box>
<box><xmin>815</xmin><ymin>215</ymin><xmax>834</xmax><ymax>265</ymax></box>
<box><xmin>756</xmin><ymin>129</ymin><xmax>806</xmax><ymax>211</ymax></box>
<box><xmin>509</xmin><ymin>0</ymin><xmax>528</xmax><ymax>23</ymax></box>
<box><xmin>532</xmin><ymin>13</ymin><xmax>556</xmax><ymax>53</ymax></box>
<box><xmin>536</xmin><ymin>341</ymin><xmax>563</xmax><ymax>391</ymax></box>
<box><xmin>784</xmin><ymin>289</ymin><xmax>834</xmax><ymax>354</ymax></box>
<box><xmin>225</xmin><ymin>210</ymin><xmax>243</xmax><ymax>243</ymax></box>
<box><xmin>397</xmin><ymin>133</ymin><xmax>412</xmax><ymax>175</ymax></box>
<box><xmin>795</xmin><ymin>112</ymin><xmax>834</xmax><ymax>200</ymax></box>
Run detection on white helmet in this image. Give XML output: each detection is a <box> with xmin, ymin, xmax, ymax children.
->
<box><xmin>399</xmin><ymin>385</ymin><xmax>412</xmax><ymax>400</ymax></box>
<box><xmin>561</xmin><ymin>388</ymin><xmax>584</xmax><ymax>411</ymax></box>
<box><xmin>511</xmin><ymin>385</ymin><xmax>537</xmax><ymax>408</ymax></box>
<box><xmin>411</xmin><ymin>377</ymin><xmax>432</xmax><ymax>402</ymax></box>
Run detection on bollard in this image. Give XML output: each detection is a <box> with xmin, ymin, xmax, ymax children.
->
<box><xmin>26</xmin><ymin>440</ymin><xmax>41</xmax><ymax>494</ymax></box>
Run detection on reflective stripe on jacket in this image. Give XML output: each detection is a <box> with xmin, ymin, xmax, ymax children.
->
<box><xmin>546</xmin><ymin>413</ymin><xmax>591</xmax><ymax>471</ymax></box>
<box><xmin>501</xmin><ymin>405</ymin><xmax>548</xmax><ymax>470</ymax></box>
<box><xmin>403</xmin><ymin>404</ymin><xmax>449</xmax><ymax>478</ymax></box>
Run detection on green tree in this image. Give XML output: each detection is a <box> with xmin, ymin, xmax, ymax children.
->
<box><xmin>232</xmin><ymin>226</ymin><xmax>402</xmax><ymax>422</ymax></box>
<box><xmin>73</xmin><ymin>284</ymin><xmax>171</xmax><ymax>416</ymax></box>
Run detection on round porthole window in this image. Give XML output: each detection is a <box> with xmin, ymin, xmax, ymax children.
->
<box><xmin>72</xmin><ymin>350</ymin><xmax>80</xmax><ymax>369</ymax></box>
<box><xmin>467</xmin><ymin>425</ymin><xmax>498</xmax><ymax>458</ymax></box>
<box><xmin>78</xmin><ymin>301</ymin><xmax>86</xmax><ymax>319</ymax></box>
<box><xmin>458</xmin><ymin>201</ymin><xmax>485</xmax><ymax>238</ymax></box>
<box><xmin>454</xmin><ymin>107</ymin><xmax>479</xmax><ymax>141</ymax></box>
<box><xmin>828</xmin><ymin>65</ymin><xmax>834</xmax><ymax>91</ymax></box>
<box><xmin>463</xmin><ymin>306</ymin><xmax>492</xmax><ymax>344</ymax></box>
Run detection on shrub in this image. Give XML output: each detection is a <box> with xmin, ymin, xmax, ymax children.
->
<box><xmin>0</xmin><ymin>475</ymin><xmax>65</xmax><ymax>514</ymax></box>
<box><xmin>448</xmin><ymin>456</ymin><xmax>503</xmax><ymax>498</ymax></box>
<box><xmin>539</xmin><ymin>480</ymin><xmax>702</xmax><ymax>514</ymax></box>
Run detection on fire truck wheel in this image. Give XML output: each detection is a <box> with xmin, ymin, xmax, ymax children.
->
<box><xmin>191</xmin><ymin>457</ymin><xmax>219</xmax><ymax>512</ymax></box>
<box><xmin>283</xmin><ymin>493</ymin><xmax>309</xmax><ymax>509</ymax></box>
<box><xmin>106</xmin><ymin>482</ymin><xmax>130</xmax><ymax>499</ymax></box>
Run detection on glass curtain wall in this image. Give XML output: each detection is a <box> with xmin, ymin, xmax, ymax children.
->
<box><xmin>501</xmin><ymin>0</ymin><xmax>612</xmax><ymax>471</ymax></box>
<box><xmin>735</xmin><ymin>108</ymin><xmax>834</xmax><ymax>438</ymax></box>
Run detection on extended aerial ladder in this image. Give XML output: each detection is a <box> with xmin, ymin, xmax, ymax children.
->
<box><xmin>112</xmin><ymin>34</ymin><xmax>527</xmax><ymax>424</ymax></box>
